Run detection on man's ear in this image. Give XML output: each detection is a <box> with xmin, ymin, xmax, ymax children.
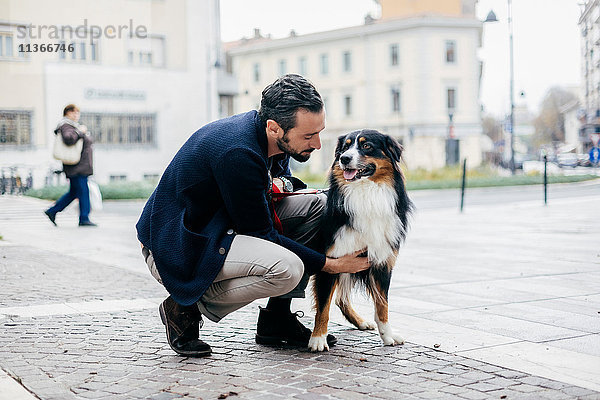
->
<box><xmin>385</xmin><ymin>135</ymin><xmax>403</xmax><ymax>163</ymax></box>
<box><xmin>334</xmin><ymin>134</ymin><xmax>347</xmax><ymax>159</ymax></box>
<box><xmin>266</xmin><ymin>119</ymin><xmax>283</xmax><ymax>139</ymax></box>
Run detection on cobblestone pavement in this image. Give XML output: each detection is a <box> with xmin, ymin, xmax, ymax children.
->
<box><xmin>1</xmin><ymin>245</ymin><xmax>599</xmax><ymax>400</ymax></box>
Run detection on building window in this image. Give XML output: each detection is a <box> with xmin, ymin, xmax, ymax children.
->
<box><xmin>139</xmin><ymin>52</ymin><xmax>152</xmax><ymax>65</ymax></box>
<box><xmin>80</xmin><ymin>113</ymin><xmax>156</xmax><ymax>145</ymax></box>
<box><xmin>126</xmin><ymin>36</ymin><xmax>165</xmax><ymax>67</ymax></box>
<box><xmin>79</xmin><ymin>42</ymin><xmax>86</xmax><ymax>60</ymax></box>
<box><xmin>58</xmin><ymin>40</ymin><xmax>66</xmax><ymax>60</ymax></box>
<box><xmin>390</xmin><ymin>44</ymin><xmax>399</xmax><ymax>66</ymax></box>
<box><xmin>61</xmin><ymin>40</ymin><xmax>94</xmax><ymax>62</ymax></box>
<box><xmin>447</xmin><ymin>88</ymin><xmax>456</xmax><ymax>110</ymax></box>
<box><xmin>298</xmin><ymin>56</ymin><xmax>307</xmax><ymax>76</ymax></box>
<box><xmin>320</xmin><ymin>53</ymin><xmax>329</xmax><ymax>75</ymax></box>
<box><xmin>90</xmin><ymin>41</ymin><xmax>97</xmax><ymax>61</ymax></box>
<box><xmin>344</xmin><ymin>95</ymin><xmax>352</xmax><ymax>116</ymax></box>
<box><xmin>446</xmin><ymin>40</ymin><xmax>456</xmax><ymax>63</ymax></box>
<box><xmin>0</xmin><ymin>34</ymin><xmax>13</xmax><ymax>57</ymax></box>
<box><xmin>342</xmin><ymin>51</ymin><xmax>352</xmax><ymax>72</ymax></box>
<box><xmin>278</xmin><ymin>59</ymin><xmax>287</xmax><ymax>76</ymax></box>
<box><xmin>253</xmin><ymin>62</ymin><xmax>260</xmax><ymax>82</ymax></box>
<box><xmin>0</xmin><ymin>24</ymin><xmax>29</xmax><ymax>60</ymax></box>
<box><xmin>54</xmin><ymin>27</ymin><xmax>99</xmax><ymax>63</ymax></box>
<box><xmin>391</xmin><ymin>86</ymin><xmax>401</xmax><ymax>112</ymax></box>
<box><xmin>0</xmin><ymin>33</ymin><xmax>13</xmax><ymax>58</ymax></box>
<box><xmin>0</xmin><ymin>111</ymin><xmax>32</xmax><ymax>145</ymax></box>
<box><xmin>219</xmin><ymin>95</ymin><xmax>234</xmax><ymax>118</ymax></box>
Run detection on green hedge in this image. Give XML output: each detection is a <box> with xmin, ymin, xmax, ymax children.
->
<box><xmin>25</xmin><ymin>181</ymin><xmax>156</xmax><ymax>201</ymax></box>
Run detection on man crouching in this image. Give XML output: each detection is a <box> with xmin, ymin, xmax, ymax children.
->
<box><xmin>136</xmin><ymin>74</ymin><xmax>369</xmax><ymax>357</ymax></box>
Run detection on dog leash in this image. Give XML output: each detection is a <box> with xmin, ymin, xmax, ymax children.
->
<box><xmin>267</xmin><ymin>185</ymin><xmax>328</xmax><ymax>233</ymax></box>
<box><xmin>269</xmin><ymin>188</ymin><xmax>328</xmax><ymax>199</ymax></box>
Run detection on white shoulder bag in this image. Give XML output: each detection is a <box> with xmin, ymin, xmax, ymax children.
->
<box><xmin>53</xmin><ymin>130</ymin><xmax>83</xmax><ymax>165</ymax></box>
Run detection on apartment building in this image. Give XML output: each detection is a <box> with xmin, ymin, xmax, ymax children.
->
<box><xmin>0</xmin><ymin>0</ymin><xmax>225</xmax><ymax>186</ymax></box>
<box><xmin>227</xmin><ymin>0</ymin><xmax>484</xmax><ymax>172</ymax></box>
<box><xmin>579</xmin><ymin>0</ymin><xmax>600</xmax><ymax>150</ymax></box>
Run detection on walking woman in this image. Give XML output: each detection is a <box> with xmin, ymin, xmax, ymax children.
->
<box><xmin>45</xmin><ymin>104</ymin><xmax>97</xmax><ymax>227</ymax></box>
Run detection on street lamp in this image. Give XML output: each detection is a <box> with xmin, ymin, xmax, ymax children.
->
<box><xmin>484</xmin><ymin>1</ymin><xmax>516</xmax><ymax>175</ymax></box>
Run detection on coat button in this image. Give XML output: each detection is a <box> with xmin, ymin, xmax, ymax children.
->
<box><xmin>219</xmin><ymin>247</ymin><xmax>226</xmax><ymax>255</ymax></box>
<box><xmin>227</xmin><ymin>229</ymin><xmax>234</xmax><ymax>235</ymax></box>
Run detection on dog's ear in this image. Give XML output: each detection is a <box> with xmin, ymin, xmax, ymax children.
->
<box><xmin>385</xmin><ymin>135</ymin><xmax>403</xmax><ymax>163</ymax></box>
<box><xmin>334</xmin><ymin>134</ymin><xmax>347</xmax><ymax>159</ymax></box>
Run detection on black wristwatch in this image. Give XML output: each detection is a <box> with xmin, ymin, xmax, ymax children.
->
<box><xmin>279</xmin><ymin>176</ymin><xmax>294</xmax><ymax>192</ymax></box>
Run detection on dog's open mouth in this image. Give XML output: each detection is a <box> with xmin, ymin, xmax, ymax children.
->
<box><xmin>342</xmin><ymin>164</ymin><xmax>375</xmax><ymax>181</ymax></box>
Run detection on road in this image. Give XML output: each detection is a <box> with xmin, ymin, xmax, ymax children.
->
<box><xmin>408</xmin><ymin>178</ymin><xmax>599</xmax><ymax>210</ymax></box>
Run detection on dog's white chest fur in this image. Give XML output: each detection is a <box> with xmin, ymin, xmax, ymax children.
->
<box><xmin>328</xmin><ymin>179</ymin><xmax>401</xmax><ymax>265</ymax></box>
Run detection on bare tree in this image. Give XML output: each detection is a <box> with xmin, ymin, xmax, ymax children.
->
<box><xmin>533</xmin><ymin>87</ymin><xmax>577</xmax><ymax>149</ymax></box>
<box><xmin>482</xmin><ymin>115</ymin><xmax>502</xmax><ymax>142</ymax></box>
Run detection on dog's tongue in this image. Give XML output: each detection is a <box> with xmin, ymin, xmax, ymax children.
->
<box><xmin>343</xmin><ymin>169</ymin><xmax>358</xmax><ymax>180</ymax></box>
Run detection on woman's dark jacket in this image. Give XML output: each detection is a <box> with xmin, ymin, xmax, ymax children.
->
<box><xmin>56</xmin><ymin>122</ymin><xmax>93</xmax><ymax>178</ymax></box>
<box><xmin>135</xmin><ymin>111</ymin><xmax>326</xmax><ymax>306</ymax></box>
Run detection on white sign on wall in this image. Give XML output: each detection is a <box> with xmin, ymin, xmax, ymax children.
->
<box><xmin>84</xmin><ymin>88</ymin><xmax>146</xmax><ymax>101</ymax></box>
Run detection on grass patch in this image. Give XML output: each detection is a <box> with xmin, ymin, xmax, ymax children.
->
<box><xmin>406</xmin><ymin>174</ymin><xmax>597</xmax><ymax>190</ymax></box>
<box><xmin>25</xmin><ymin>181</ymin><xmax>156</xmax><ymax>201</ymax></box>
<box><xmin>295</xmin><ymin>166</ymin><xmax>598</xmax><ymax>190</ymax></box>
<box><xmin>24</xmin><ymin>170</ymin><xmax>598</xmax><ymax>201</ymax></box>
<box><xmin>405</xmin><ymin>165</ymin><xmax>498</xmax><ymax>181</ymax></box>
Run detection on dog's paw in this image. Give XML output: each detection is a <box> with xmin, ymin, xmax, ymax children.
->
<box><xmin>308</xmin><ymin>335</ymin><xmax>329</xmax><ymax>352</ymax></box>
<box><xmin>381</xmin><ymin>333</ymin><xmax>405</xmax><ymax>346</ymax></box>
<box><xmin>358</xmin><ymin>321</ymin><xmax>376</xmax><ymax>330</ymax></box>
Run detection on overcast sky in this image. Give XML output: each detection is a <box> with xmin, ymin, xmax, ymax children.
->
<box><xmin>220</xmin><ymin>0</ymin><xmax>582</xmax><ymax>118</ymax></box>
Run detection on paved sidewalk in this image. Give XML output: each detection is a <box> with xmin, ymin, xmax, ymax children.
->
<box><xmin>0</xmin><ymin>184</ymin><xmax>599</xmax><ymax>399</ymax></box>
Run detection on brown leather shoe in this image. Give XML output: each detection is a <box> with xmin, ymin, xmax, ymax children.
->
<box><xmin>159</xmin><ymin>296</ymin><xmax>211</xmax><ymax>357</ymax></box>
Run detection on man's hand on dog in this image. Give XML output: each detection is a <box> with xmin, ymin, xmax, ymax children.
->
<box><xmin>323</xmin><ymin>249</ymin><xmax>370</xmax><ymax>274</ymax></box>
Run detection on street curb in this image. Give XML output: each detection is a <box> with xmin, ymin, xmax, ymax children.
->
<box><xmin>0</xmin><ymin>369</ymin><xmax>37</xmax><ymax>400</ymax></box>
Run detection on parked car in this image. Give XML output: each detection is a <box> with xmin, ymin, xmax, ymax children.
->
<box><xmin>577</xmin><ymin>153</ymin><xmax>591</xmax><ymax>167</ymax></box>
<box><xmin>557</xmin><ymin>153</ymin><xmax>578</xmax><ymax>168</ymax></box>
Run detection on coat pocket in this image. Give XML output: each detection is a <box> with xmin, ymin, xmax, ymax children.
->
<box><xmin>151</xmin><ymin>211</ymin><xmax>210</xmax><ymax>282</ymax></box>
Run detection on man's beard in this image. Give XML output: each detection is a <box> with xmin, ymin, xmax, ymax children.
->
<box><xmin>277</xmin><ymin>136</ymin><xmax>313</xmax><ymax>162</ymax></box>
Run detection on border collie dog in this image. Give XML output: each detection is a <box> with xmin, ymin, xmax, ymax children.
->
<box><xmin>308</xmin><ymin>129</ymin><xmax>413</xmax><ymax>352</ymax></box>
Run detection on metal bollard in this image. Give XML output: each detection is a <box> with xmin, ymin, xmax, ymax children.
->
<box><xmin>543</xmin><ymin>155</ymin><xmax>547</xmax><ymax>205</ymax></box>
<box><xmin>460</xmin><ymin>158</ymin><xmax>467</xmax><ymax>212</ymax></box>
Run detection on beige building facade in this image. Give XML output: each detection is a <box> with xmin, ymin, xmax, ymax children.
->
<box><xmin>227</xmin><ymin>10</ymin><xmax>484</xmax><ymax>172</ymax></box>
<box><xmin>378</xmin><ymin>0</ymin><xmax>477</xmax><ymax>19</ymax></box>
<box><xmin>0</xmin><ymin>0</ymin><xmax>223</xmax><ymax>187</ymax></box>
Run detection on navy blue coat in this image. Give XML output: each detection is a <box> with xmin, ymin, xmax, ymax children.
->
<box><xmin>136</xmin><ymin>111</ymin><xmax>326</xmax><ymax>306</ymax></box>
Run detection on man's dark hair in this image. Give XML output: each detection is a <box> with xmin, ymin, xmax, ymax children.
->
<box><xmin>63</xmin><ymin>104</ymin><xmax>79</xmax><ymax>116</ymax></box>
<box><xmin>258</xmin><ymin>74</ymin><xmax>323</xmax><ymax>132</ymax></box>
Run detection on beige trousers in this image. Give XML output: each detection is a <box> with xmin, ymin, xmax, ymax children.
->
<box><xmin>143</xmin><ymin>193</ymin><xmax>327</xmax><ymax>322</ymax></box>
